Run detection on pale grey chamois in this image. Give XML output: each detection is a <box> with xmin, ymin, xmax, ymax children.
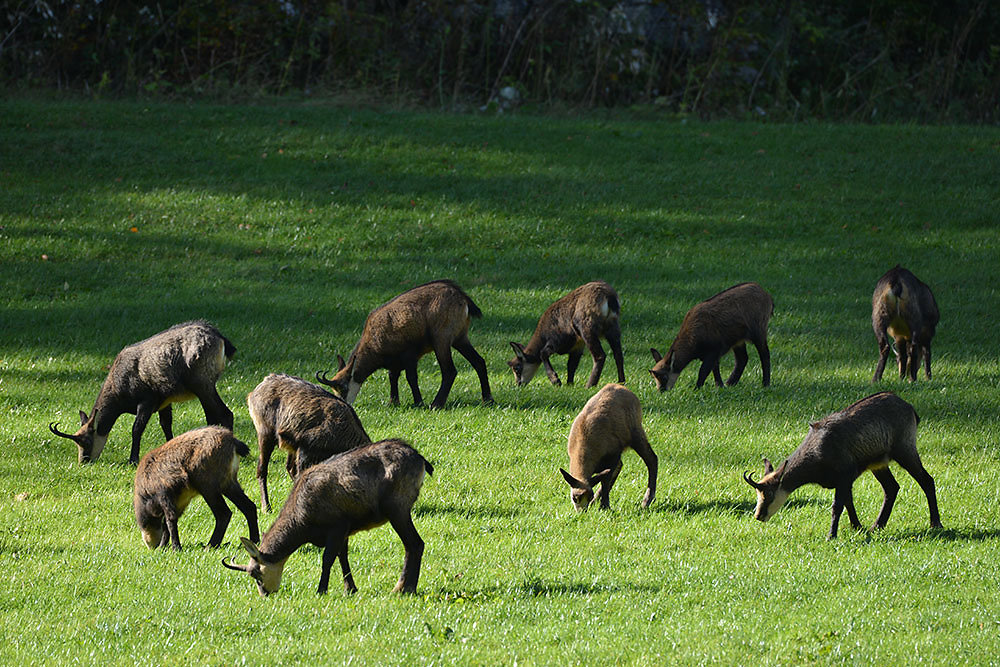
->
<box><xmin>223</xmin><ymin>439</ymin><xmax>432</xmax><ymax>596</ymax></box>
<box><xmin>871</xmin><ymin>265</ymin><xmax>939</xmax><ymax>382</ymax></box>
<box><xmin>743</xmin><ymin>392</ymin><xmax>942</xmax><ymax>539</ymax></box>
<box><xmin>559</xmin><ymin>384</ymin><xmax>657</xmax><ymax>511</ymax></box>
<box><xmin>508</xmin><ymin>281</ymin><xmax>625</xmax><ymax>388</ymax></box>
<box><xmin>133</xmin><ymin>426</ymin><xmax>259</xmax><ymax>550</ymax></box>
<box><xmin>650</xmin><ymin>282</ymin><xmax>773</xmax><ymax>390</ymax></box>
<box><xmin>49</xmin><ymin>320</ymin><xmax>236</xmax><ymax>465</ymax></box>
<box><xmin>247</xmin><ymin>373</ymin><xmax>371</xmax><ymax>513</ymax></box>
<box><xmin>317</xmin><ymin>280</ymin><xmax>492</xmax><ymax>409</ymax></box>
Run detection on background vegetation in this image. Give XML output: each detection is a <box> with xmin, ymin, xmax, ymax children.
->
<box><xmin>3</xmin><ymin>0</ymin><xmax>999</xmax><ymax>121</ymax></box>
<box><xmin>1</xmin><ymin>98</ymin><xmax>998</xmax><ymax>663</ymax></box>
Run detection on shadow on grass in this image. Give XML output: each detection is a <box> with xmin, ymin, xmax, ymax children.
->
<box><xmin>426</xmin><ymin>578</ymin><xmax>661</xmax><ymax>602</ymax></box>
<box><xmin>414</xmin><ymin>501</ymin><xmax>520</xmax><ymax>520</ymax></box>
<box><xmin>877</xmin><ymin>526</ymin><xmax>1000</xmax><ymax>543</ymax></box>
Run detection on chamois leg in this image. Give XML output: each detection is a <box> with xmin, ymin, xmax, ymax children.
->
<box><xmin>388</xmin><ymin>511</ymin><xmax>424</xmax><ymax>594</ymax></box>
<box><xmin>318</xmin><ymin>528</ymin><xmax>349</xmax><ymax>594</ymax></box>
<box><xmin>632</xmin><ymin>430</ymin><xmax>658</xmax><ymax>509</ymax></box>
<box><xmin>870</xmin><ymin>466</ymin><xmax>899</xmax><ymax>530</ymax></box>
<box><xmin>388</xmin><ymin>368</ymin><xmax>402</xmax><ymax>406</ymax></box>
<box><xmin>582</xmin><ymin>335</ymin><xmax>607</xmax><ymax>388</ymax></box>
<box><xmin>726</xmin><ymin>343</ymin><xmax>749</xmax><ymax>386</ymax></box>
<box><xmin>565</xmin><ymin>349</ymin><xmax>583</xmax><ymax>385</ymax></box>
<box><xmin>130</xmin><ymin>403</ymin><xmax>156</xmax><ymax>465</ymax></box>
<box><xmin>256</xmin><ymin>432</ymin><xmax>277</xmax><ymax>513</ymax></box>
<box><xmin>223</xmin><ymin>482</ymin><xmax>260</xmax><ymax>544</ymax></box>
<box><xmin>202</xmin><ymin>491</ymin><xmax>233</xmax><ymax>548</ymax></box>
<box><xmin>338</xmin><ymin>541</ymin><xmax>357</xmax><ymax>594</ymax></box>
<box><xmin>873</xmin><ymin>335</ymin><xmax>892</xmax><ymax>382</ymax></box>
<box><xmin>157</xmin><ymin>405</ymin><xmax>174</xmax><ymax>440</ymax></box>
<box><xmin>695</xmin><ymin>355</ymin><xmax>721</xmax><ymax>388</ymax></box>
<box><xmin>597</xmin><ymin>459</ymin><xmax>623</xmax><ymax>510</ymax></box>
<box><xmin>195</xmin><ymin>384</ymin><xmax>234</xmax><ymax>430</ymax></box>
<box><xmin>896</xmin><ymin>340</ymin><xmax>909</xmax><ymax>380</ymax></box>
<box><xmin>922</xmin><ymin>343</ymin><xmax>933</xmax><ymax>380</ymax></box>
<box><xmin>541</xmin><ymin>351</ymin><xmax>562</xmax><ymax>386</ymax></box>
<box><xmin>756</xmin><ymin>336</ymin><xmax>771</xmax><ymax>387</ymax></box>
<box><xmin>829</xmin><ymin>486</ymin><xmax>861</xmax><ymax>539</ymax></box>
<box><xmin>454</xmin><ymin>336</ymin><xmax>493</xmax><ymax>404</ymax></box>
<box><xmin>404</xmin><ymin>360</ymin><xmax>423</xmax><ymax>406</ymax></box>
<box><xmin>430</xmin><ymin>346</ymin><xmax>457</xmax><ymax>409</ymax></box>
<box><xmin>907</xmin><ymin>342</ymin><xmax>922</xmax><ymax>382</ymax></box>
<box><xmin>162</xmin><ymin>498</ymin><xmax>183</xmax><ymax>550</ymax></box>
<box><xmin>895</xmin><ymin>454</ymin><xmax>942</xmax><ymax>529</ymax></box>
<box><xmin>606</xmin><ymin>325</ymin><xmax>626</xmax><ymax>383</ymax></box>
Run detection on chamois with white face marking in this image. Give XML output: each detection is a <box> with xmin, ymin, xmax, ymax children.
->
<box><xmin>508</xmin><ymin>281</ymin><xmax>625</xmax><ymax>388</ymax></box>
<box><xmin>133</xmin><ymin>426</ymin><xmax>259</xmax><ymax>550</ymax></box>
<box><xmin>247</xmin><ymin>373</ymin><xmax>372</xmax><ymax>513</ymax></box>
<box><xmin>743</xmin><ymin>392</ymin><xmax>942</xmax><ymax>539</ymax></box>
<box><xmin>871</xmin><ymin>265</ymin><xmax>939</xmax><ymax>382</ymax></box>
<box><xmin>316</xmin><ymin>280</ymin><xmax>492</xmax><ymax>409</ymax></box>
<box><xmin>223</xmin><ymin>439</ymin><xmax>432</xmax><ymax>596</ymax></box>
<box><xmin>560</xmin><ymin>383</ymin><xmax>657</xmax><ymax>511</ymax></box>
<box><xmin>650</xmin><ymin>282</ymin><xmax>773</xmax><ymax>391</ymax></box>
<box><xmin>49</xmin><ymin>320</ymin><xmax>236</xmax><ymax>465</ymax></box>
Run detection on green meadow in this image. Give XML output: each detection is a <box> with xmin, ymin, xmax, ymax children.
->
<box><xmin>1</xmin><ymin>98</ymin><xmax>998</xmax><ymax>664</ymax></box>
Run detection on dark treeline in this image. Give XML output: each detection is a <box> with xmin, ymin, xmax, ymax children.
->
<box><xmin>3</xmin><ymin>0</ymin><xmax>998</xmax><ymax>121</ymax></box>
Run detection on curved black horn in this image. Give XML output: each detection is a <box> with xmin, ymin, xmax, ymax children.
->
<box><xmin>315</xmin><ymin>370</ymin><xmax>334</xmax><ymax>387</ymax></box>
<box><xmin>221</xmin><ymin>556</ymin><xmax>250</xmax><ymax>573</ymax></box>
<box><xmin>49</xmin><ymin>422</ymin><xmax>80</xmax><ymax>442</ymax></box>
<box><xmin>742</xmin><ymin>471</ymin><xmax>762</xmax><ymax>489</ymax></box>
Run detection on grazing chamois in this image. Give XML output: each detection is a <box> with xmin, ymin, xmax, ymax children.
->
<box><xmin>317</xmin><ymin>280</ymin><xmax>492</xmax><ymax>409</ymax></box>
<box><xmin>49</xmin><ymin>320</ymin><xmax>236</xmax><ymax>464</ymax></box>
<box><xmin>508</xmin><ymin>281</ymin><xmax>625</xmax><ymax>388</ymax></box>
<box><xmin>743</xmin><ymin>392</ymin><xmax>942</xmax><ymax>539</ymax></box>
<box><xmin>247</xmin><ymin>373</ymin><xmax>371</xmax><ymax>513</ymax></box>
<box><xmin>650</xmin><ymin>283</ymin><xmax>773</xmax><ymax>390</ymax></box>
<box><xmin>871</xmin><ymin>265</ymin><xmax>939</xmax><ymax>382</ymax></box>
<box><xmin>133</xmin><ymin>426</ymin><xmax>259</xmax><ymax>550</ymax></box>
<box><xmin>559</xmin><ymin>383</ymin><xmax>657</xmax><ymax>511</ymax></box>
<box><xmin>223</xmin><ymin>439</ymin><xmax>432</xmax><ymax>596</ymax></box>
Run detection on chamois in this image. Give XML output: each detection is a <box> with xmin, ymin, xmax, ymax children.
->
<box><xmin>223</xmin><ymin>439</ymin><xmax>432</xmax><ymax>596</ymax></box>
<box><xmin>508</xmin><ymin>281</ymin><xmax>625</xmax><ymax>388</ymax></box>
<box><xmin>559</xmin><ymin>383</ymin><xmax>657</xmax><ymax>511</ymax></box>
<box><xmin>872</xmin><ymin>265</ymin><xmax>940</xmax><ymax>382</ymax></box>
<box><xmin>317</xmin><ymin>280</ymin><xmax>492</xmax><ymax>409</ymax></box>
<box><xmin>133</xmin><ymin>426</ymin><xmax>259</xmax><ymax>550</ymax></box>
<box><xmin>743</xmin><ymin>392</ymin><xmax>941</xmax><ymax>539</ymax></box>
<box><xmin>49</xmin><ymin>320</ymin><xmax>236</xmax><ymax>464</ymax></box>
<box><xmin>247</xmin><ymin>373</ymin><xmax>371</xmax><ymax>513</ymax></box>
<box><xmin>650</xmin><ymin>282</ymin><xmax>773</xmax><ymax>390</ymax></box>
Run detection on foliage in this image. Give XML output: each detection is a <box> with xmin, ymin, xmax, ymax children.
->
<box><xmin>1</xmin><ymin>99</ymin><xmax>999</xmax><ymax>663</ymax></box>
<box><xmin>2</xmin><ymin>1</ymin><xmax>998</xmax><ymax>121</ymax></box>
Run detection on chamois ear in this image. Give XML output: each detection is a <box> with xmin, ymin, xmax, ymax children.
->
<box><xmin>763</xmin><ymin>457</ymin><xmax>774</xmax><ymax>474</ymax></box>
<box><xmin>775</xmin><ymin>460</ymin><xmax>789</xmax><ymax>482</ymax></box>
<box><xmin>808</xmin><ymin>421</ymin><xmax>821</xmax><ymax>430</ymax></box>
<box><xmin>336</xmin><ymin>355</ymin><xmax>347</xmax><ymax>371</ymax></box>
<box><xmin>240</xmin><ymin>537</ymin><xmax>263</xmax><ymax>560</ymax></box>
<box><xmin>650</xmin><ymin>348</ymin><xmax>662</xmax><ymax>363</ymax></box>
<box><xmin>560</xmin><ymin>468</ymin><xmax>586</xmax><ymax>489</ymax></box>
<box><xmin>510</xmin><ymin>342</ymin><xmax>526</xmax><ymax>359</ymax></box>
<box><xmin>589</xmin><ymin>468</ymin><xmax>613</xmax><ymax>487</ymax></box>
<box><xmin>79</xmin><ymin>410</ymin><xmax>89</xmax><ymax>425</ymax></box>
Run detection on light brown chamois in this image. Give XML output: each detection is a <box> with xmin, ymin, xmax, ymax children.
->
<box><xmin>559</xmin><ymin>384</ymin><xmax>657</xmax><ymax>511</ymax></box>
<box><xmin>650</xmin><ymin>283</ymin><xmax>773</xmax><ymax>390</ymax></box>
<box><xmin>317</xmin><ymin>280</ymin><xmax>492</xmax><ymax>409</ymax></box>
<box><xmin>247</xmin><ymin>373</ymin><xmax>372</xmax><ymax>513</ymax></box>
<box><xmin>743</xmin><ymin>392</ymin><xmax>941</xmax><ymax>539</ymax></box>
<box><xmin>133</xmin><ymin>426</ymin><xmax>259</xmax><ymax>550</ymax></box>
<box><xmin>223</xmin><ymin>439</ymin><xmax>432</xmax><ymax>596</ymax></box>
<box><xmin>871</xmin><ymin>265</ymin><xmax>939</xmax><ymax>382</ymax></box>
<box><xmin>49</xmin><ymin>320</ymin><xmax>236</xmax><ymax>465</ymax></box>
<box><xmin>508</xmin><ymin>281</ymin><xmax>625</xmax><ymax>388</ymax></box>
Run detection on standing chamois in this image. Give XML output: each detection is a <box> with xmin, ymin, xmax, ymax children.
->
<box><xmin>650</xmin><ymin>283</ymin><xmax>773</xmax><ymax>390</ymax></box>
<box><xmin>247</xmin><ymin>373</ymin><xmax>372</xmax><ymax>513</ymax></box>
<box><xmin>871</xmin><ymin>265</ymin><xmax>940</xmax><ymax>382</ymax></box>
<box><xmin>223</xmin><ymin>439</ymin><xmax>432</xmax><ymax>596</ymax></box>
<box><xmin>49</xmin><ymin>320</ymin><xmax>236</xmax><ymax>464</ymax></box>
<box><xmin>317</xmin><ymin>280</ymin><xmax>492</xmax><ymax>409</ymax></box>
<box><xmin>559</xmin><ymin>383</ymin><xmax>657</xmax><ymax>511</ymax></box>
<box><xmin>743</xmin><ymin>392</ymin><xmax>941</xmax><ymax>539</ymax></box>
<box><xmin>508</xmin><ymin>281</ymin><xmax>625</xmax><ymax>388</ymax></box>
<box><xmin>133</xmin><ymin>426</ymin><xmax>259</xmax><ymax>550</ymax></box>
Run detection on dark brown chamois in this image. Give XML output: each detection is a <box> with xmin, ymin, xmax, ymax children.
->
<box><xmin>133</xmin><ymin>426</ymin><xmax>259</xmax><ymax>550</ymax></box>
<box><xmin>650</xmin><ymin>283</ymin><xmax>773</xmax><ymax>390</ymax></box>
<box><xmin>223</xmin><ymin>439</ymin><xmax>432</xmax><ymax>596</ymax></box>
<box><xmin>559</xmin><ymin>383</ymin><xmax>657</xmax><ymax>511</ymax></box>
<box><xmin>49</xmin><ymin>320</ymin><xmax>236</xmax><ymax>465</ymax></box>
<box><xmin>317</xmin><ymin>280</ymin><xmax>492</xmax><ymax>409</ymax></box>
<box><xmin>508</xmin><ymin>281</ymin><xmax>625</xmax><ymax>388</ymax></box>
<box><xmin>871</xmin><ymin>265</ymin><xmax>940</xmax><ymax>382</ymax></box>
<box><xmin>247</xmin><ymin>373</ymin><xmax>372</xmax><ymax>513</ymax></box>
<box><xmin>743</xmin><ymin>392</ymin><xmax>942</xmax><ymax>539</ymax></box>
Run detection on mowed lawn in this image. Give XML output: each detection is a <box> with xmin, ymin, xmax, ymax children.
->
<box><xmin>1</xmin><ymin>98</ymin><xmax>998</xmax><ymax>664</ymax></box>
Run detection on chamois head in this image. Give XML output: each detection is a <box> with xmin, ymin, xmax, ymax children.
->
<box><xmin>49</xmin><ymin>411</ymin><xmax>108</xmax><ymax>464</ymax></box>
<box><xmin>223</xmin><ymin>537</ymin><xmax>288</xmax><ymax>596</ymax></box>
<box><xmin>507</xmin><ymin>342</ymin><xmax>541</xmax><ymax>386</ymax></box>
<box><xmin>560</xmin><ymin>467</ymin><xmax>612</xmax><ymax>512</ymax></box>
<box><xmin>742</xmin><ymin>458</ymin><xmax>789</xmax><ymax>522</ymax></box>
<box><xmin>648</xmin><ymin>348</ymin><xmax>680</xmax><ymax>392</ymax></box>
<box><xmin>316</xmin><ymin>355</ymin><xmax>361</xmax><ymax>404</ymax></box>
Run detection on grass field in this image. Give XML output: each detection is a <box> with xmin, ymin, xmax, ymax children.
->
<box><xmin>1</xmin><ymin>98</ymin><xmax>999</xmax><ymax>664</ymax></box>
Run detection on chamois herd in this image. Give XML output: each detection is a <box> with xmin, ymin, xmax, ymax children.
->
<box><xmin>48</xmin><ymin>267</ymin><xmax>943</xmax><ymax>596</ymax></box>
